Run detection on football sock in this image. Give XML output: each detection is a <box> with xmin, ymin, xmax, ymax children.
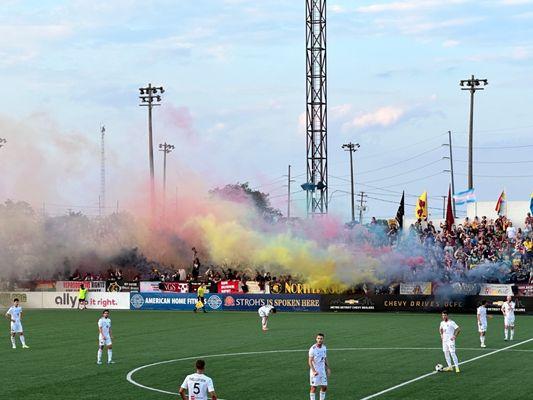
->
<box><xmin>450</xmin><ymin>352</ymin><xmax>459</xmax><ymax>367</ymax></box>
<box><xmin>480</xmin><ymin>336</ymin><xmax>485</xmax><ymax>345</ymax></box>
<box><xmin>11</xmin><ymin>336</ymin><xmax>16</xmax><ymax>347</ymax></box>
<box><xmin>510</xmin><ymin>328</ymin><xmax>514</xmax><ymax>340</ymax></box>
<box><xmin>444</xmin><ymin>351</ymin><xmax>452</xmax><ymax>367</ymax></box>
<box><xmin>320</xmin><ymin>391</ymin><xmax>326</xmax><ymax>400</ymax></box>
<box><xmin>310</xmin><ymin>393</ymin><xmax>316</xmax><ymax>400</ymax></box>
<box><xmin>108</xmin><ymin>349</ymin><xmax>113</xmax><ymax>362</ymax></box>
<box><xmin>19</xmin><ymin>335</ymin><xmax>26</xmax><ymax>346</ymax></box>
<box><xmin>504</xmin><ymin>328</ymin><xmax>508</xmax><ymax>340</ymax></box>
<box><xmin>97</xmin><ymin>349</ymin><xmax>102</xmax><ymax>363</ymax></box>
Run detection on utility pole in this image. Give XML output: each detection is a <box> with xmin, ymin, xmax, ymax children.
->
<box><xmin>357</xmin><ymin>191</ymin><xmax>367</xmax><ymax>224</ymax></box>
<box><xmin>286</xmin><ymin>165</ymin><xmax>295</xmax><ymax>219</ymax></box>
<box><xmin>159</xmin><ymin>142</ymin><xmax>174</xmax><ymax>216</ymax></box>
<box><xmin>139</xmin><ymin>83</ymin><xmax>164</xmax><ymax>217</ymax></box>
<box><xmin>99</xmin><ymin>126</ymin><xmax>106</xmax><ymax>217</ymax></box>
<box><xmin>443</xmin><ymin>130</ymin><xmax>457</xmax><ymax>217</ymax></box>
<box><xmin>442</xmin><ymin>195</ymin><xmax>447</xmax><ymax>218</ymax></box>
<box><xmin>341</xmin><ymin>142</ymin><xmax>360</xmax><ymax>222</ymax></box>
<box><xmin>460</xmin><ymin>75</ymin><xmax>488</xmax><ymax>190</ymax></box>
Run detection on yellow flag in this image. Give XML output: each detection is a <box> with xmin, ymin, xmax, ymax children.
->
<box><xmin>415</xmin><ymin>191</ymin><xmax>428</xmax><ymax>219</ymax></box>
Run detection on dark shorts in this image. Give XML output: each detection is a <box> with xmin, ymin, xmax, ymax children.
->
<box><xmin>79</xmin><ymin>298</ymin><xmax>87</xmax><ymax>303</ymax></box>
<box><xmin>198</xmin><ymin>296</ymin><xmax>205</xmax><ymax>303</ymax></box>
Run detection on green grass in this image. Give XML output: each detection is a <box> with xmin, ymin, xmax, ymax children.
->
<box><xmin>1</xmin><ymin>310</ymin><xmax>532</xmax><ymax>399</ymax></box>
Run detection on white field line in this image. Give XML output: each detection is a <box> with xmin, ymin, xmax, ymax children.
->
<box><xmin>359</xmin><ymin>337</ymin><xmax>533</xmax><ymax>400</ymax></box>
<box><xmin>126</xmin><ymin>345</ymin><xmax>533</xmax><ymax>397</ymax></box>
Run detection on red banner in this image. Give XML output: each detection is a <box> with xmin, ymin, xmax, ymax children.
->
<box><xmin>218</xmin><ymin>280</ymin><xmax>241</xmax><ymax>293</ymax></box>
<box><xmin>517</xmin><ymin>285</ymin><xmax>533</xmax><ymax>297</ymax></box>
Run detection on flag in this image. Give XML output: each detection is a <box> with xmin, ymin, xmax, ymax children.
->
<box><xmin>395</xmin><ymin>191</ymin><xmax>405</xmax><ymax>229</ymax></box>
<box><xmin>446</xmin><ymin>185</ymin><xmax>454</xmax><ymax>231</ymax></box>
<box><xmin>415</xmin><ymin>191</ymin><xmax>427</xmax><ymax>219</ymax></box>
<box><xmin>453</xmin><ymin>188</ymin><xmax>476</xmax><ymax>205</ymax></box>
<box><xmin>495</xmin><ymin>190</ymin><xmax>506</xmax><ymax>215</ymax></box>
<box><xmin>530</xmin><ymin>192</ymin><xmax>533</xmax><ymax>214</ymax></box>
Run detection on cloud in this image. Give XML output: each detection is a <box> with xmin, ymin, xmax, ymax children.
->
<box><xmin>443</xmin><ymin>39</ymin><xmax>460</xmax><ymax>47</ymax></box>
<box><xmin>330</xmin><ymin>4</ymin><xmax>346</xmax><ymax>14</ymax></box>
<box><xmin>500</xmin><ymin>0</ymin><xmax>533</xmax><ymax>5</ymax></box>
<box><xmin>344</xmin><ymin>106</ymin><xmax>406</xmax><ymax>131</ymax></box>
<box><xmin>357</xmin><ymin>0</ymin><xmax>467</xmax><ymax>13</ymax></box>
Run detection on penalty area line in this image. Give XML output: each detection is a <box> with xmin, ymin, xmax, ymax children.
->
<box><xmin>359</xmin><ymin>337</ymin><xmax>533</xmax><ymax>400</ymax></box>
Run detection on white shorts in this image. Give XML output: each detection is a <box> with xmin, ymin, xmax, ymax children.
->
<box><xmin>258</xmin><ymin>311</ymin><xmax>267</xmax><ymax>318</ymax></box>
<box><xmin>99</xmin><ymin>336</ymin><xmax>112</xmax><ymax>346</ymax></box>
<box><xmin>10</xmin><ymin>322</ymin><xmax>23</xmax><ymax>333</ymax></box>
<box><xmin>310</xmin><ymin>371</ymin><xmax>327</xmax><ymax>387</ymax></box>
<box><xmin>504</xmin><ymin>316</ymin><xmax>515</xmax><ymax>326</ymax></box>
<box><xmin>478</xmin><ymin>322</ymin><xmax>487</xmax><ymax>333</ymax></box>
<box><xmin>442</xmin><ymin>339</ymin><xmax>456</xmax><ymax>353</ymax></box>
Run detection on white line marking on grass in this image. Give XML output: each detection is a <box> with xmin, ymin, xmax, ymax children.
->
<box><xmin>126</xmin><ymin>345</ymin><xmax>533</xmax><ymax>398</ymax></box>
<box><xmin>359</xmin><ymin>337</ymin><xmax>533</xmax><ymax>400</ymax></box>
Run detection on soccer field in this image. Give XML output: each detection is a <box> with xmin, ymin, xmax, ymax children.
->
<box><xmin>2</xmin><ymin>310</ymin><xmax>532</xmax><ymax>400</ymax></box>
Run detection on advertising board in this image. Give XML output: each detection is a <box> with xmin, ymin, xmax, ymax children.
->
<box><xmin>320</xmin><ymin>294</ymin><xmax>533</xmax><ymax>314</ymax></box>
<box><xmin>218</xmin><ymin>280</ymin><xmax>241</xmax><ymax>293</ymax></box>
<box><xmin>55</xmin><ymin>281</ymin><xmax>106</xmax><ymax>292</ymax></box>
<box><xmin>399</xmin><ymin>282</ymin><xmax>432</xmax><ymax>295</ymax></box>
<box><xmin>42</xmin><ymin>292</ymin><xmax>130</xmax><ymax>309</ymax></box>
<box><xmin>129</xmin><ymin>293</ymin><xmax>223</xmax><ymax>311</ymax></box>
<box><xmin>139</xmin><ymin>281</ymin><xmax>189</xmax><ymax>293</ymax></box>
<box><xmin>106</xmin><ymin>280</ymin><xmax>139</xmax><ymax>292</ymax></box>
<box><xmin>478</xmin><ymin>284</ymin><xmax>514</xmax><ymax>296</ymax></box>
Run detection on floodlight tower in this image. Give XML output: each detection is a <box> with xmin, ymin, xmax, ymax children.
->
<box><xmin>306</xmin><ymin>0</ymin><xmax>328</xmax><ymax>216</ymax></box>
<box><xmin>139</xmin><ymin>83</ymin><xmax>164</xmax><ymax>217</ymax></box>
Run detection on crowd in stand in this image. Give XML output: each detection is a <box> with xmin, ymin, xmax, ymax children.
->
<box><xmin>2</xmin><ymin>213</ymin><xmax>532</xmax><ymax>291</ymax></box>
<box><xmin>381</xmin><ymin>213</ymin><xmax>533</xmax><ymax>285</ymax></box>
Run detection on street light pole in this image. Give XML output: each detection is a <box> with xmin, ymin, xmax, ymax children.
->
<box><xmin>341</xmin><ymin>142</ymin><xmax>360</xmax><ymax>222</ymax></box>
<box><xmin>139</xmin><ymin>83</ymin><xmax>164</xmax><ymax>217</ymax></box>
<box><xmin>159</xmin><ymin>142</ymin><xmax>174</xmax><ymax>216</ymax></box>
<box><xmin>460</xmin><ymin>75</ymin><xmax>488</xmax><ymax>190</ymax></box>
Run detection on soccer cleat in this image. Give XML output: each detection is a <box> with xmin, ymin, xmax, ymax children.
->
<box><xmin>480</xmin><ymin>344</ymin><xmax>486</xmax><ymax>348</ymax></box>
<box><xmin>22</xmin><ymin>345</ymin><xmax>29</xmax><ymax>349</ymax></box>
<box><xmin>12</xmin><ymin>345</ymin><xmax>16</xmax><ymax>349</ymax></box>
<box><xmin>455</xmin><ymin>367</ymin><xmax>460</xmax><ymax>373</ymax></box>
<box><xmin>107</xmin><ymin>361</ymin><xmax>115</xmax><ymax>364</ymax></box>
<box><xmin>97</xmin><ymin>361</ymin><xmax>102</xmax><ymax>365</ymax></box>
<box><xmin>442</xmin><ymin>367</ymin><xmax>453</xmax><ymax>372</ymax></box>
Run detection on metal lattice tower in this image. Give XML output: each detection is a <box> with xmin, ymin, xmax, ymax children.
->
<box><xmin>306</xmin><ymin>0</ymin><xmax>328</xmax><ymax>215</ymax></box>
<box><xmin>99</xmin><ymin>125</ymin><xmax>106</xmax><ymax>217</ymax></box>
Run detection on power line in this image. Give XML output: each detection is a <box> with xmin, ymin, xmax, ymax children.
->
<box><xmin>454</xmin><ymin>159</ymin><xmax>533</xmax><ymax>165</ymax></box>
<box><xmin>359</xmin><ymin>159</ymin><xmax>443</xmax><ymax>184</ymax></box>
<box><xmin>454</xmin><ymin>144</ymin><xmax>533</xmax><ymax>150</ymax></box>
<box><xmin>356</xmin><ymin>145</ymin><xmax>443</xmax><ymax>175</ymax></box>
<box><xmin>380</xmin><ymin>171</ymin><xmax>444</xmax><ymax>188</ymax></box>
<box><xmin>455</xmin><ymin>172</ymin><xmax>533</xmax><ymax>178</ymax></box>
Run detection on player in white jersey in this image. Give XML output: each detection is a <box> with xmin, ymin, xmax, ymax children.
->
<box><xmin>439</xmin><ymin>311</ymin><xmax>461</xmax><ymax>373</ymax></box>
<box><xmin>5</xmin><ymin>298</ymin><xmax>29</xmax><ymax>349</ymax></box>
<box><xmin>501</xmin><ymin>295</ymin><xmax>516</xmax><ymax>341</ymax></box>
<box><xmin>477</xmin><ymin>300</ymin><xmax>488</xmax><ymax>348</ymax></box>
<box><xmin>308</xmin><ymin>333</ymin><xmax>330</xmax><ymax>400</ymax></box>
<box><xmin>258</xmin><ymin>304</ymin><xmax>276</xmax><ymax>331</ymax></box>
<box><xmin>97</xmin><ymin>309</ymin><xmax>114</xmax><ymax>364</ymax></box>
<box><xmin>179</xmin><ymin>359</ymin><xmax>217</xmax><ymax>400</ymax></box>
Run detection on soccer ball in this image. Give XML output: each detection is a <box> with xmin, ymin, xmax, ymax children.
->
<box><xmin>435</xmin><ymin>364</ymin><xmax>444</xmax><ymax>372</ymax></box>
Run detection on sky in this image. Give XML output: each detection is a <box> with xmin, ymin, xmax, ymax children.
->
<box><xmin>0</xmin><ymin>0</ymin><xmax>532</xmax><ymax>221</ymax></box>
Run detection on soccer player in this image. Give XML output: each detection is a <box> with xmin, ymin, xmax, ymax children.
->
<box><xmin>194</xmin><ymin>283</ymin><xmax>207</xmax><ymax>313</ymax></box>
<box><xmin>97</xmin><ymin>309</ymin><xmax>114</xmax><ymax>364</ymax></box>
<box><xmin>309</xmin><ymin>333</ymin><xmax>330</xmax><ymax>400</ymax></box>
<box><xmin>501</xmin><ymin>295</ymin><xmax>516</xmax><ymax>341</ymax></box>
<box><xmin>179</xmin><ymin>359</ymin><xmax>217</xmax><ymax>400</ymax></box>
<box><xmin>5</xmin><ymin>298</ymin><xmax>29</xmax><ymax>349</ymax></box>
<box><xmin>439</xmin><ymin>310</ymin><xmax>461</xmax><ymax>373</ymax></box>
<box><xmin>78</xmin><ymin>284</ymin><xmax>88</xmax><ymax>310</ymax></box>
<box><xmin>477</xmin><ymin>300</ymin><xmax>488</xmax><ymax>347</ymax></box>
<box><xmin>258</xmin><ymin>304</ymin><xmax>276</xmax><ymax>331</ymax></box>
